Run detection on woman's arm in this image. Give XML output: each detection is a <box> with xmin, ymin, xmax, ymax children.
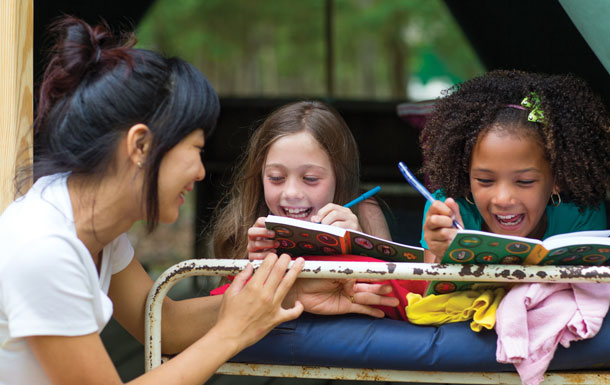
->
<box><xmin>108</xmin><ymin>257</ymin><xmax>223</xmax><ymax>353</ymax></box>
<box><xmin>110</xmin><ymin>255</ymin><xmax>400</xmax><ymax>354</ymax></box>
<box><xmin>29</xmin><ymin>254</ymin><xmax>304</xmax><ymax>385</ymax></box>
<box><xmin>28</xmin><ymin>333</ymin><xmax>241</xmax><ymax>385</ymax></box>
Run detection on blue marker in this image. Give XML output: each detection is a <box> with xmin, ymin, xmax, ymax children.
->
<box><xmin>398</xmin><ymin>162</ymin><xmax>463</xmax><ymax>230</ymax></box>
<box><xmin>344</xmin><ymin>185</ymin><xmax>381</xmax><ymax>208</ymax></box>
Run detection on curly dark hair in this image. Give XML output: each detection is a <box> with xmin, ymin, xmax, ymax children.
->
<box><xmin>420</xmin><ymin>69</ymin><xmax>610</xmax><ymax>210</ymax></box>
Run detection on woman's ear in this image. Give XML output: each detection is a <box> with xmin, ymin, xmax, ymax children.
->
<box><xmin>126</xmin><ymin>124</ymin><xmax>152</xmax><ymax>168</ymax></box>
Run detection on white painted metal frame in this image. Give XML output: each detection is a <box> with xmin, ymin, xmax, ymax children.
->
<box><xmin>145</xmin><ymin>260</ymin><xmax>610</xmax><ymax>383</ymax></box>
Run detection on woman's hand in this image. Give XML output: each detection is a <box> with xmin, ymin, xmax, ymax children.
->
<box><xmin>290</xmin><ymin>278</ymin><xmax>399</xmax><ymax>318</ymax></box>
<box><xmin>311</xmin><ymin>203</ymin><xmax>361</xmax><ymax>231</ymax></box>
<box><xmin>423</xmin><ymin>198</ymin><xmax>463</xmax><ymax>262</ymax></box>
<box><xmin>212</xmin><ymin>254</ymin><xmax>304</xmax><ymax>352</ymax></box>
<box><xmin>247</xmin><ymin>217</ymin><xmax>279</xmax><ymax>260</ymax></box>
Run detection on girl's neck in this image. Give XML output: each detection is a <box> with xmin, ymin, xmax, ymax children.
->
<box><xmin>68</xmin><ymin>173</ymin><xmax>140</xmax><ymax>258</ymax></box>
<box><xmin>527</xmin><ymin>212</ymin><xmax>548</xmax><ymax>240</ymax></box>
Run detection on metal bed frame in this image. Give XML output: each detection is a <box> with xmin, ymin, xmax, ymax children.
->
<box><xmin>145</xmin><ymin>259</ymin><xmax>610</xmax><ymax>384</ymax></box>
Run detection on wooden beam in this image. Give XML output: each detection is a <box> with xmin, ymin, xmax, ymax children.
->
<box><xmin>0</xmin><ymin>0</ymin><xmax>34</xmax><ymax>213</ymax></box>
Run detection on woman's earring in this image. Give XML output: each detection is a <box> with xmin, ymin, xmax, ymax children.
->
<box><xmin>550</xmin><ymin>192</ymin><xmax>562</xmax><ymax>207</ymax></box>
<box><xmin>465</xmin><ymin>193</ymin><xmax>475</xmax><ymax>205</ymax></box>
<box><xmin>137</xmin><ymin>161</ymin><xmax>143</xmax><ymax>169</ymax></box>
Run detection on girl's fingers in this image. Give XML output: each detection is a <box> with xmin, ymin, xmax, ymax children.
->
<box><xmin>352</xmin><ymin>282</ymin><xmax>393</xmax><ymax>294</ymax></box>
<box><xmin>247</xmin><ymin>238</ymin><xmax>278</xmax><ymax>252</ymax></box>
<box><xmin>253</xmin><ymin>216</ymin><xmax>268</xmax><ymax>228</ymax></box>
<box><xmin>247</xmin><ymin>226</ymin><xmax>275</xmax><ymax>240</ymax></box>
<box><xmin>345</xmin><ymin>302</ymin><xmax>386</xmax><ymax>318</ymax></box>
<box><xmin>311</xmin><ymin>203</ymin><xmax>345</xmax><ymax>223</ymax></box>
<box><xmin>278</xmin><ymin>300</ymin><xmax>304</xmax><ymax>322</ymax></box>
<box><xmin>248</xmin><ymin>251</ymin><xmax>276</xmax><ymax>261</ymax></box>
<box><xmin>444</xmin><ymin>198</ymin><xmax>464</xmax><ymax>228</ymax></box>
<box><xmin>313</xmin><ymin>204</ymin><xmax>360</xmax><ymax>230</ymax></box>
<box><xmin>352</xmin><ymin>292</ymin><xmax>400</xmax><ymax>308</ymax></box>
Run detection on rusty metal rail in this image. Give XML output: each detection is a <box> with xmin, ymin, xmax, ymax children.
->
<box><xmin>145</xmin><ymin>259</ymin><xmax>610</xmax><ymax>383</ymax></box>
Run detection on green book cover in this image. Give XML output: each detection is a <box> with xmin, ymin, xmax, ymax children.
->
<box><xmin>425</xmin><ymin>229</ymin><xmax>610</xmax><ymax>295</ymax></box>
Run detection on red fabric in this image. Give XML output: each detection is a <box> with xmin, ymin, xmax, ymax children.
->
<box><xmin>209</xmin><ymin>255</ymin><xmax>427</xmax><ymax>321</ymax></box>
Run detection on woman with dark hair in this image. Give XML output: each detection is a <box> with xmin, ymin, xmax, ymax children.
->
<box><xmin>0</xmin><ymin>17</ymin><xmax>397</xmax><ymax>385</ymax></box>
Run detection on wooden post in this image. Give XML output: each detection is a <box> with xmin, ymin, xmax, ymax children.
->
<box><xmin>0</xmin><ymin>0</ymin><xmax>34</xmax><ymax>213</ymax></box>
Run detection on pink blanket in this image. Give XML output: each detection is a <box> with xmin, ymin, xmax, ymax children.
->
<box><xmin>495</xmin><ymin>282</ymin><xmax>610</xmax><ymax>385</ymax></box>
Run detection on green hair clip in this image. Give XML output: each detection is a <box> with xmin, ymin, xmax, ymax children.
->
<box><xmin>521</xmin><ymin>92</ymin><xmax>545</xmax><ymax>124</ymax></box>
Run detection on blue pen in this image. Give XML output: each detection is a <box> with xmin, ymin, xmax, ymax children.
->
<box><xmin>398</xmin><ymin>162</ymin><xmax>463</xmax><ymax>230</ymax></box>
<box><xmin>344</xmin><ymin>186</ymin><xmax>381</xmax><ymax>208</ymax></box>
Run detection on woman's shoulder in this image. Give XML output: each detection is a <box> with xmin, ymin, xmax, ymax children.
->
<box><xmin>0</xmin><ymin>173</ymin><xmax>82</xmax><ymax>263</ymax></box>
<box><xmin>1</xmin><ymin>173</ymin><xmax>72</xmax><ymax>227</ymax></box>
<box><xmin>0</xmin><ymin>232</ymin><xmax>91</xmax><ymax>289</ymax></box>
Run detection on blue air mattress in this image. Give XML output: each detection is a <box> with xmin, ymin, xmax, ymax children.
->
<box><xmin>231</xmin><ymin>313</ymin><xmax>610</xmax><ymax>371</ymax></box>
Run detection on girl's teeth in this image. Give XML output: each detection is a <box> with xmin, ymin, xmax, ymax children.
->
<box><xmin>496</xmin><ymin>214</ymin><xmax>523</xmax><ymax>225</ymax></box>
<box><xmin>286</xmin><ymin>208</ymin><xmax>306</xmax><ymax>214</ymax></box>
<box><xmin>283</xmin><ymin>208</ymin><xmax>310</xmax><ymax>218</ymax></box>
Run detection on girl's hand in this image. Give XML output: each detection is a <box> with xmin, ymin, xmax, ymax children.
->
<box><xmin>290</xmin><ymin>278</ymin><xmax>399</xmax><ymax>318</ymax></box>
<box><xmin>423</xmin><ymin>198</ymin><xmax>463</xmax><ymax>262</ymax></box>
<box><xmin>213</xmin><ymin>254</ymin><xmax>304</xmax><ymax>351</ymax></box>
<box><xmin>247</xmin><ymin>217</ymin><xmax>279</xmax><ymax>260</ymax></box>
<box><xmin>311</xmin><ymin>203</ymin><xmax>362</xmax><ymax>231</ymax></box>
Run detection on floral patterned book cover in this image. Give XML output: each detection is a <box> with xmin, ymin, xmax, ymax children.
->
<box><xmin>265</xmin><ymin>215</ymin><xmax>424</xmax><ymax>263</ymax></box>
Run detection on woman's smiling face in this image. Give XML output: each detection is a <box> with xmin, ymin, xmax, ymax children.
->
<box><xmin>262</xmin><ymin>131</ymin><xmax>336</xmax><ymax>222</ymax></box>
<box><xmin>469</xmin><ymin>127</ymin><xmax>558</xmax><ymax>239</ymax></box>
<box><xmin>157</xmin><ymin>129</ymin><xmax>206</xmax><ymax>224</ymax></box>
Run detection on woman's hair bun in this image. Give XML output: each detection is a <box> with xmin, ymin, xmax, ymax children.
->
<box><xmin>36</xmin><ymin>16</ymin><xmax>136</xmax><ymax>133</ymax></box>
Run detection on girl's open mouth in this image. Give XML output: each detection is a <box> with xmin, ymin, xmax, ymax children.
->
<box><xmin>494</xmin><ymin>213</ymin><xmax>524</xmax><ymax>227</ymax></box>
<box><xmin>282</xmin><ymin>207</ymin><xmax>312</xmax><ymax>219</ymax></box>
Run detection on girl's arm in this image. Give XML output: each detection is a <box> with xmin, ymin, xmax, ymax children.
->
<box><xmin>423</xmin><ymin>198</ymin><xmax>462</xmax><ymax>261</ymax></box>
<box><xmin>358</xmin><ymin>197</ymin><xmax>391</xmax><ymax>240</ymax></box>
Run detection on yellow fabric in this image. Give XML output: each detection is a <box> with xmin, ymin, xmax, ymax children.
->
<box><xmin>406</xmin><ymin>287</ymin><xmax>506</xmax><ymax>332</ymax></box>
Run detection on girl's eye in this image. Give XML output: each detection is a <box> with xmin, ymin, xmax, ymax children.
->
<box><xmin>475</xmin><ymin>178</ymin><xmax>493</xmax><ymax>185</ymax></box>
<box><xmin>517</xmin><ymin>180</ymin><xmax>536</xmax><ymax>185</ymax></box>
<box><xmin>303</xmin><ymin>176</ymin><xmax>319</xmax><ymax>183</ymax></box>
<box><xmin>267</xmin><ymin>176</ymin><xmax>284</xmax><ymax>183</ymax></box>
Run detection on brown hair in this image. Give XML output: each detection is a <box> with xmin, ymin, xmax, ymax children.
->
<box><xmin>211</xmin><ymin>101</ymin><xmax>360</xmax><ymax>259</ymax></box>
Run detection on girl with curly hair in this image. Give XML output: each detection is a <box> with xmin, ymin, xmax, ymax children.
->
<box><xmin>420</xmin><ymin>70</ymin><xmax>610</xmax><ymax>261</ymax></box>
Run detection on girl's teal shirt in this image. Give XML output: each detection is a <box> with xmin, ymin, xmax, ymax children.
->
<box><xmin>420</xmin><ymin>190</ymin><xmax>607</xmax><ymax>249</ymax></box>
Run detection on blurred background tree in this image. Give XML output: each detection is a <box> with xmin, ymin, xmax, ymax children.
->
<box><xmin>136</xmin><ymin>0</ymin><xmax>483</xmax><ymax>101</ymax></box>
